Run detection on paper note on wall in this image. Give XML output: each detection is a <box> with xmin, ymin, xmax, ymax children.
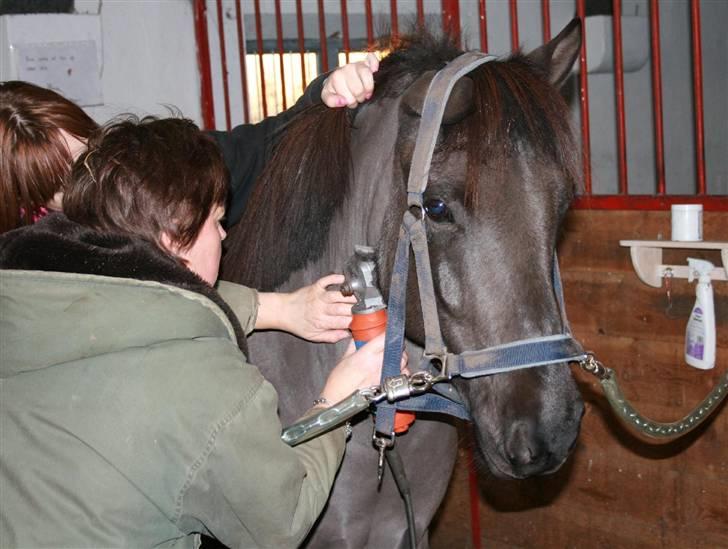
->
<box><xmin>15</xmin><ymin>40</ymin><xmax>102</xmax><ymax>106</ymax></box>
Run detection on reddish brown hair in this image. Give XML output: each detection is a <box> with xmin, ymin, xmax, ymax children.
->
<box><xmin>0</xmin><ymin>81</ymin><xmax>98</xmax><ymax>233</ymax></box>
<box><xmin>63</xmin><ymin>116</ymin><xmax>228</xmax><ymax>253</ymax></box>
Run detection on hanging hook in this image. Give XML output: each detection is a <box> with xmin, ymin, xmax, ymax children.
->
<box><xmin>662</xmin><ymin>267</ymin><xmax>678</xmax><ymax>318</ymax></box>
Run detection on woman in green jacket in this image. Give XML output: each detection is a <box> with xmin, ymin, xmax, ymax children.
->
<box><xmin>0</xmin><ymin>115</ymin><xmax>397</xmax><ymax>548</ymax></box>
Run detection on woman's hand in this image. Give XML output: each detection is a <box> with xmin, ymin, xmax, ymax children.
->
<box><xmin>256</xmin><ymin>274</ymin><xmax>356</xmax><ymax>342</ymax></box>
<box><xmin>318</xmin><ymin>333</ymin><xmax>409</xmax><ymax>406</ymax></box>
<box><xmin>321</xmin><ymin>52</ymin><xmax>379</xmax><ymax>108</ymax></box>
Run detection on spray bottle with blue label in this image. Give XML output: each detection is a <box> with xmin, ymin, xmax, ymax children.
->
<box><xmin>684</xmin><ymin>258</ymin><xmax>716</xmax><ymax>370</ymax></box>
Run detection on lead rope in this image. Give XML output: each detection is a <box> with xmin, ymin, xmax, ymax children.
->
<box><xmin>385</xmin><ymin>448</ymin><xmax>417</xmax><ymax>549</ymax></box>
<box><xmin>580</xmin><ymin>354</ymin><xmax>728</xmax><ymax>439</ymax></box>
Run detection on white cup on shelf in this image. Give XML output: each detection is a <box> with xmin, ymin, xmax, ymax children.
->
<box><xmin>671</xmin><ymin>204</ymin><xmax>703</xmax><ymax>241</ymax></box>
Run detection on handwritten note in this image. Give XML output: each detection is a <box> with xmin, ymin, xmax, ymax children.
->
<box><xmin>15</xmin><ymin>40</ymin><xmax>102</xmax><ymax>106</ymax></box>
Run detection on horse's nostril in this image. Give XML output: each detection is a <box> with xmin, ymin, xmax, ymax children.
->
<box><xmin>505</xmin><ymin>421</ymin><xmax>541</xmax><ymax>467</ymax></box>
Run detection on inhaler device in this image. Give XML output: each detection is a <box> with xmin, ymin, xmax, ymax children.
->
<box><xmin>684</xmin><ymin>258</ymin><xmax>716</xmax><ymax>370</ymax></box>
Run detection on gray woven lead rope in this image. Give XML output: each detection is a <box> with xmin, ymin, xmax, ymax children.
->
<box><xmin>406</xmin><ymin>51</ymin><xmax>497</xmax><ymax>205</ymax></box>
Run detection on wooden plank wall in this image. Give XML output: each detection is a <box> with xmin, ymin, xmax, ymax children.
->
<box><xmin>430</xmin><ymin>210</ymin><xmax>728</xmax><ymax>549</ymax></box>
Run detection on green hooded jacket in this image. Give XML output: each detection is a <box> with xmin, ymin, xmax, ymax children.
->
<box><xmin>0</xmin><ymin>215</ymin><xmax>345</xmax><ymax>548</ymax></box>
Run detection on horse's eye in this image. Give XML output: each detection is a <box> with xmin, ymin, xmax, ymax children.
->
<box><xmin>424</xmin><ymin>198</ymin><xmax>452</xmax><ymax>222</ymax></box>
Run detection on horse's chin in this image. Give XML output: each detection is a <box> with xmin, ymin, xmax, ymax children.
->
<box><xmin>476</xmin><ymin>445</ymin><xmax>571</xmax><ymax>480</ymax></box>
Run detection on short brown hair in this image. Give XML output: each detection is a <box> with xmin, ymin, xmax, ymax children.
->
<box><xmin>0</xmin><ymin>81</ymin><xmax>98</xmax><ymax>233</ymax></box>
<box><xmin>63</xmin><ymin>116</ymin><xmax>228</xmax><ymax>252</ymax></box>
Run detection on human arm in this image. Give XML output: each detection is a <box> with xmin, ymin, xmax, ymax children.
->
<box><xmin>216</xmin><ymin>276</ymin><xmax>356</xmax><ymax>343</ymax></box>
<box><xmin>178</xmin><ymin>331</ymin><xmax>394</xmax><ymax>548</ymax></box>
<box><xmin>178</xmin><ymin>374</ymin><xmax>347</xmax><ymax>548</ymax></box>
<box><xmin>255</xmin><ymin>274</ymin><xmax>356</xmax><ymax>343</ymax></box>
<box><xmin>215</xmin><ymin>280</ymin><xmax>259</xmax><ymax>335</ymax></box>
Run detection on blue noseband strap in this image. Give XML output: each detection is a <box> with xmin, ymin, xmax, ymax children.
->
<box><xmin>376</xmin><ymin>211</ymin><xmax>586</xmax><ymax>430</ymax></box>
<box><xmin>447</xmin><ymin>334</ymin><xmax>586</xmax><ymax>378</ymax></box>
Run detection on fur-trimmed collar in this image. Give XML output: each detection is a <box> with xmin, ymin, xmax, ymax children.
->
<box><xmin>0</xmin><ymin>213</ymin><xmax>247</xmax><ymax>351</ymax></box>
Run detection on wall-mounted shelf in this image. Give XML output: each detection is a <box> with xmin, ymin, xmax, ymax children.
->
<box><xmin>619</xmin><ymin>240</ymin><xmax>728</xmax><ymax>287</ymax></box>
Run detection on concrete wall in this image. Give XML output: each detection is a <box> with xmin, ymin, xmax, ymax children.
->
<box><xmin>1</xmin><ymin>0</ymin><xmax>201</xmax><ymax>124</ymax></box>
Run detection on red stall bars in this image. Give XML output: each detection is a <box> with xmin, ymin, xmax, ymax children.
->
<box><xmin>194</xmin><ymin>0</ymin><xmax>726</xmax><ymax>210</ymax></box>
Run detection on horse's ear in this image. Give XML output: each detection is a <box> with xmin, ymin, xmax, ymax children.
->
<box><xmin>402</xmin><ymin>71</ymin><xmax>474</xmax><ymax>125</ymax></box>
<box><xmin>526</xmin><ymin>17</ymin><xmax>582</xmax><ymax>88</ymax></box>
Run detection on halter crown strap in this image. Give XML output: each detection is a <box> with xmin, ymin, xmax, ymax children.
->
<box><xmin>378</xmin><ymin>53</ymin><xmax>496</xmax><ymax>434</ymax></box>
<box><xmin>406</xmin><ymin>51</ymin><xmax>496</xmax><ymax>207</ymax></box>
<box><xmin>405</xmin><ymin>52</ymin><xmax>496</xmax><ymax>362</ymax></box>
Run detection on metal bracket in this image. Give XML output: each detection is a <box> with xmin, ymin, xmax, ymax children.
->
<box><xmin>619</xmin><ymin>240</ymin><xmax>728</xmax><ymax>287</ymax></box>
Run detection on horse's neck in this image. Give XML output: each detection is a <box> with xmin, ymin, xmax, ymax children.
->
<box><xmin>282</xmin><ymin>97</ymin><xmax>404</xmax><ymax>290</ymax></box>
<box><xmin>251</xmin><ymin>98</ymin><xmax>404</xmax><ymax>422</ymax></box>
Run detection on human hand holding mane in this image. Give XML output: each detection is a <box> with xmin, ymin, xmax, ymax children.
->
<box><xmin>321</xmin><ymin>52</ymin><xmax>379</xmax><ymax>108</ymax></box>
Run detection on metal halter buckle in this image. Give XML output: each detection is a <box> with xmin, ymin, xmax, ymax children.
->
<box><xmin>578</xmin><ymin>353</ymin><xmax>611</xmax><ymax>381</ymax></box>
<box><xmin>424</xmin><ymin>351</ymin><xmax>449</xmax><ymax>378</ymax></box>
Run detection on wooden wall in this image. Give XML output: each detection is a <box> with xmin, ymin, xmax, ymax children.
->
<box><xmin>430</xmin><ymin>210</ymin><xmax>728</xmax><ymax>549</ymax></box>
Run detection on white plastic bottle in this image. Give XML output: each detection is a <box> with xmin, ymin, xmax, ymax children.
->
<box><xmin>684</xmin><ymin>258</ymin><xmax>716</xmax><ymax>370</ymax></box>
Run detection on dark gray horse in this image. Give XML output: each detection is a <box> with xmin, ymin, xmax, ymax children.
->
<box><xmin>222</xmin><ymin>19</ymin><xmax>584</xmax><ymax>548</ymax></box>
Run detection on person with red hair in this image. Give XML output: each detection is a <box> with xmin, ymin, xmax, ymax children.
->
<box><xmin>0</xmin><ymin>80</ymin><xmax>98</xmax><ymax>233</ymax></box>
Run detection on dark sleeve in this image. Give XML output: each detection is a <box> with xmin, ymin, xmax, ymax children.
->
<box><xmin>209</xmin><ymin>72</ymin><xmax>328</xmax><ymax>228</ymax></box>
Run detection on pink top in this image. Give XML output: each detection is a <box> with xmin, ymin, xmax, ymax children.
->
<box><xmin>32</xmin><ymin>206</ymin><xmax>49</xmax><ymax>223</ymax></box>
<box><xmin>18</xmin><ymin>206</ymin><xmax>50</xmax><ymax>226</ymax></box>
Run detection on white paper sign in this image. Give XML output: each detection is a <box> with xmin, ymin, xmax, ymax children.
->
<box><xmin>15</xmin><ymin>40</ymin><xmax>102</xmax><ymax>106</ymax></box>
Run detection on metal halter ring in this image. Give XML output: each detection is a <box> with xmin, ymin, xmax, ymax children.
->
<box><xmin>408</xmin><ymin>204</ymin><xmax>425</xmax><ymax>221</ymax></box>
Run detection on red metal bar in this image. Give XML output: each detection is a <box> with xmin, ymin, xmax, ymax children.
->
<box><xmin>478</xmin><ymin>0</ymin><xmax>488</xmax><ymax>52</ymax></box>
<box><xmin>576</xmin><ymin>0</ymin><xmax>592</xmax><ymax>195</ymax></box>
<box><xmin>441</xmin><ymin>0</ymin><xmax>461</xmax><ymax>47</ymax></box>
<box><xmin>341</xmin><ymin>0</ymin><xmax>351</xmax><ymax>64</ymax></box>
<box><xmin>390</xmin><ymin>0</ymin><xmax>399</xmax><ymax>40</ymax></box>
<box><xmin>317</xmin><ymin>0</ymin><xmax>329</xmax><ymax>72</ymax></box>
<box><xmin>649</xmin><ymin>0</ymin><xmax>666</xmax><ymax>195</ymax></box>
<box><xmin>234</xmin><ymin>0</ymin><xmax>250</xmax><ymax>124</ymax></box>
<box><xmin>468</xmin><ymin>443</ymin><xmax>482</xmax><ymax>549</ymax></box>
<box><xmin>690</xmin><ymin>0</ymin><xmax>706</xmax><ymax>195</ymax></box>
<box><xmin>572</xmin><ymin>195</ymin><xmax>728</xmax><ymax>211</ymax></box>
<box><xmin>509</xmin><ymin>0</ymin><xmax>519</xmax><ymax>50</ymax></box>
<box><xmin>274</xmin><ymin>0</ymin><xmax>287</xmax><ymax>110</ymax></box>
<box><xmin>296</xmin><ymin>0</ymin><xmax>307</xmax><ymax>92</ymax></box>
<box><xmin>365</xmin><ymin>0</ymin><xmax>374</xmax><ymax>49</ymax></box>
<box><xmin>613</xmin><ymin>0</ymin><xmax>628</xmax><ymax>194</ymax></box>
<box><xmin>416</xmin><ymin>0</ymin><xmax>425</xmax><ymax>28</ymax></box>
<box><xmin>215</xmin><ymin>0</ymin><xmax>232</xmax><ymax>130</ymax></box>
<box><xmin>541</xmin><ymin>0</ymin><xmax>551</xmax><ymax>43</ymax></box>
<box><xmin>193</xmin><ymin>0</ymin><xmax>215</xmax><ymax>130</ymax></box>
<box><xmin>253</xmin><ymin>0</ymin><xmax>267</xmax><ymax>118</ymax></box>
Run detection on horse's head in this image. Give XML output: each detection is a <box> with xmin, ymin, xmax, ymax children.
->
<box><xmin>223</xmin><ymin>17</ymin><xmax>585</xmax><ymax>481</ymax></box>
<box><xmin>377</xmin><ymin>20</ymin><xmax>584</xmax><ymax>479</ymax></box>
